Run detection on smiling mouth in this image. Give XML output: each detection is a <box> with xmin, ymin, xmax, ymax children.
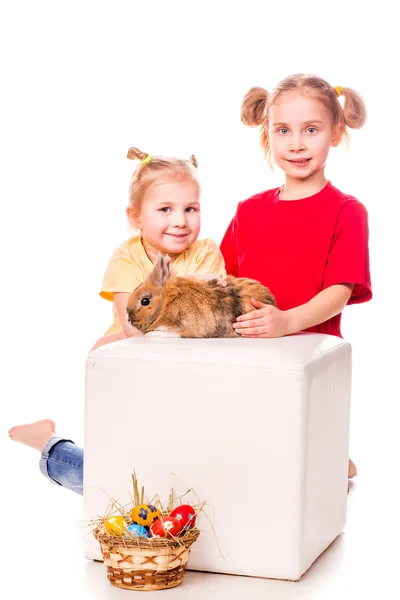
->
<box><xmin>288</xmin><ymin>158</ymin><xmax>311</xmax><ymax>164</ymax></box>
<box><xmin>166</xmin><ymin>233</ymin><xmax>190</xmax><ymax>238</ymax></box>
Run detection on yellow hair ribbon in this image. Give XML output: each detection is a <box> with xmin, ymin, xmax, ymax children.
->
<box><xmin>334</xmin><ymin>86</ymin><xmax>343</xmax><ymax>97</ymax></box>
<box><xmin>141</xmin><ymin>154</ymin><xmax>152</xmax><ymax>165</ymax></box>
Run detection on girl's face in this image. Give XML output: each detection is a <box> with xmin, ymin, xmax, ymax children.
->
<box><xmin>268</xmin><ymin>92</ymin><xmax>340</xmax><ymax>181</ymax></box>
<box><xmin>136</xmin><ymin>178</ymin><xmax>201</xmax><ymax>262</ymax></box>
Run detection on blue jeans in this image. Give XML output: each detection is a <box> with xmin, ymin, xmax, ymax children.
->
<box><xmin>39</xmin><ymin>437</ymin><xmax>351</xmax><ymax>496</ymax></box>
<box><xmin>39</xmin><ymin>436</ymin><xmax>83</xmax><ymax>495</ymax></box>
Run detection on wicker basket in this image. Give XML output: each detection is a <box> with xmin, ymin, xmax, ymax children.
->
<box><xmin>94</xmin><ymin>526</ymin><xmax>200</xmax><ymax>591</ymax></box>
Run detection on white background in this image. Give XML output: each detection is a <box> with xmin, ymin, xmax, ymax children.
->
<box><xmin>1</xmin><ymin>1</ymin><xmax>399</xmax><ymax>597</ymax></box>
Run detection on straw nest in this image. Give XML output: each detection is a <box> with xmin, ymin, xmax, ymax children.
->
<box><xmin>90</xmin><ymin>473</ymin><xmax>204</xmax><ymax>591</ymax></box>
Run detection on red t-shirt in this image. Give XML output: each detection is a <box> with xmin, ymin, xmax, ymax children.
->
<box><xmin>220</xmin><ymin>181</ymin><xmax>372</xmax><ymax>338</ymax></box>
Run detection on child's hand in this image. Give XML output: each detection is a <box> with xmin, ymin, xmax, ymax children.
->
<box><xmin>232</xmin><ymin>298</ymin><xmax>291</xmax><ymax>338</ymax></box>
<box><xmin>188</xmin><ymin>273</ymin><xmax>227</xmax><ymax>287</ymax></box>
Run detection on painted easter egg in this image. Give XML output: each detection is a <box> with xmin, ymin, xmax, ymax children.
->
<box><xmin>104</xmin><ymin>516</ymin><xmax>128</xmax><ymax>536</ymax></box>
<box><xmin>170</xmin><ymin>505</ymin><xmax>196</xmax><ymax>530</ymax></box>
<box><xmin>150</xmin><ymin>516</ymin><xmax>182</xmax><ymax>538</ymax></box>
<box><xmin>131</xmin><ymin>503</ymin><xmax>161</xmax><ymax>527</ymax></box>
<box><xmin>126</xmin><ymin>523</ymin><xmax>150</xmax><ymax>538</ymax></box>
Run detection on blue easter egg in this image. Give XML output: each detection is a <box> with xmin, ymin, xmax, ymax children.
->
<box><xmin>126</xmin><ymin>523</ymin><xmax>150</xmax><ymax>538</ymax></box>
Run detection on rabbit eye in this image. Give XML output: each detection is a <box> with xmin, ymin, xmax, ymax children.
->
<box><xmin>141</xmin><ymin>297</ymin><xmax>151</xmax><ymax>306</ymax></box>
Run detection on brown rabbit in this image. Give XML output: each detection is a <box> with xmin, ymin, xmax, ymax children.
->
<box><xmin>126</xmin><ymin>254</ymin><xmax>276</xmax><ymax>338</ymax></box>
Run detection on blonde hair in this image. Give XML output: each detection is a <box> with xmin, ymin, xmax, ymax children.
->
<box><xmin>126</xmin><ymin>147</ymin><xmax>199</xmax><ymax>227</ymax></box>
<box><xmin>240</xmin><ymin>74</ymin><xmax>367</xmax><ymax>167</ymax></box>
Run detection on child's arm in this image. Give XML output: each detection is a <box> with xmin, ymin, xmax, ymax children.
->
<box><xmin>114</xmin><ymin>292</ymin><xmax>143</xmax><ymax>336</ymax></box>
<box><xmin>90</xmin><ymin>331</ymin><xmax>129</xmax><ymax>351</ymax></box>
<box><xmin>90</xmin><ymin>292</ymin><xmax>143</xmax><ymax>351</ymax></box>
<box><xmin>233</xmin><ymin>284</ymin><xmax>354</xmax><ymax>338</ymax></box>
<box><xmin>285</xmin><ymin>284</ymin><xmax>354</xmax><ymax>334</ymax></box>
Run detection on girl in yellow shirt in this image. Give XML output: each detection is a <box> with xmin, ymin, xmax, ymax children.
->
<box><xmin>8</xmin><ymin>147</ymin><xmax>226</xmax><ymax>493</ymax></box>
<box><xmin>92</xmin><ymin>147</ymin><xmax>226</xmax><ymax>350</ymax></box>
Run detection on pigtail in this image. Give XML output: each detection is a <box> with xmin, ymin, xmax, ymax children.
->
<box><xmin>339</xmin><ymin>88</ymin><xmax>367</xmax><ymax>129</ymax></box>
<box><xmin>240</xmin><ymin>87</ymin><xmax>269</xmax><ymax>127</ymax></box>
<box><xmin>127</xmin><ymin>147</ymin><xmax>149</xmax><ymax>161</ymax></box>
<box><xmin>189</xmin><ymin>154</ymin><xmax>198</xmax><ymax>168</ymax></box>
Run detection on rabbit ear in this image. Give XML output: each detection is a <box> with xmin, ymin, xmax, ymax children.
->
<box><xmin>149</xmin><ymin>253</ymin><xmax>170</xmax><ymax>287</ymax></box>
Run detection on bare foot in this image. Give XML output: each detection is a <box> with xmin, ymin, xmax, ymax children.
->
<box><xmin>348</xmin><ymin>458</ymin><xmax>357</xmax><ymax>479</ymax></box>
<box><xmin>8</xmin><ymin>419</ymin><xmax>56</xmax><ymax>452</ymax></box>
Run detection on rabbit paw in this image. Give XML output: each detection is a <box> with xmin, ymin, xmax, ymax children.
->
<box><xmin>145</xmin><ymin>327</ymin><xmax>181</xmax><ymax>338</ymax></box>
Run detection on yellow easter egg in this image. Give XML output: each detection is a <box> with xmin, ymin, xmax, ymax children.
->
<box><xmin>104</xmin><ymin>515</ymin><xmax>128</xmax><ymax>536</ymax></box>
<box><xmin>130</xmin><ymin>504</ymin><xmax>161</xmax><ymax>527</ymax></box>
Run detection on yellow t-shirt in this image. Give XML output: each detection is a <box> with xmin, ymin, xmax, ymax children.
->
<box><xmin>100</xmin><ymin>235</ymin><xmax>226</xmax><ymax>335</ymax></box>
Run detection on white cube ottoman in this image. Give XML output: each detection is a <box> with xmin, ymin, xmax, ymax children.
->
<box><xmin>83</xmin><ymin>333</ymin><xmax>351</xmax><ymax>581</ymax></box>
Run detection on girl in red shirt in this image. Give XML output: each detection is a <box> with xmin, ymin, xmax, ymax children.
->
<box><xmin>220</xmin><ymin>74</ymin><xmax>372</xmax><ymax>479</ymax></box>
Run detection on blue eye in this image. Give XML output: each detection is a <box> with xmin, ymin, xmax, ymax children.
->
<box><xmin>278</xmin><ymin>128</ymin><xmax>289</xmax><ymax>135</ymax></box>
<box><xmin>141</xmin><ymin>297</ymin><xmax>151</xmax><ymax>306</ymax></box>
<box><xmin>307</xmin><ymin>127</ymin><xmax>317</xmax><ymax>133</ymax></box>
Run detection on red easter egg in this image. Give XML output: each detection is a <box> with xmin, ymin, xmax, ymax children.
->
<box><xmin>170</xmin><ymin>505</ymin><xmax>196</xmax><ymax>530</ymax></box>
<box><xmin>150</xmin><ymin>516</ymin><xmax>182</xmax><ymax>538</ymax></box>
